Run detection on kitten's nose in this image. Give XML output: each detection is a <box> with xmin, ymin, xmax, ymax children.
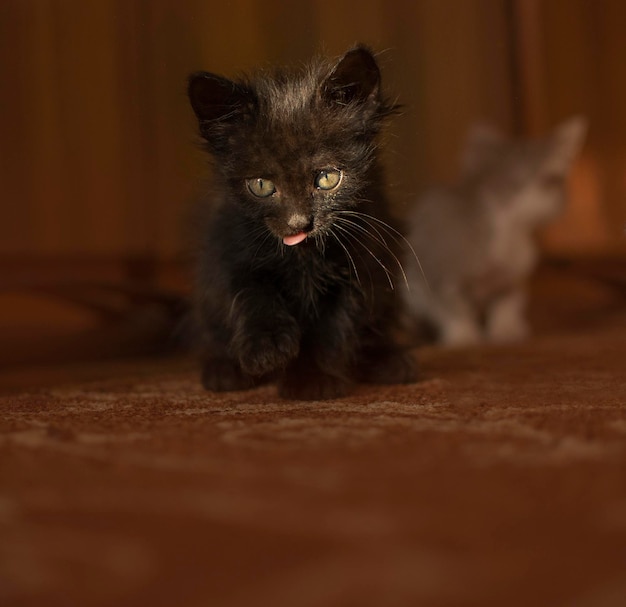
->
<box><xmin>287</xmin><ymin>213</ymin><xmax>313</xmax><ymax>233</ymax></box>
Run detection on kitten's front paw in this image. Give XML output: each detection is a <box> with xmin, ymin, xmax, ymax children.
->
<box><xmin>278</xmin><ymin>371</ymin><xmax>352</xmax><ymax>401</ymax></box>
<box><xmin>486</xmin><ymin>291</ymin><xmax>529</xmax><ymax>343</ymax></box>
<box><xmin>235</xmin><ymin>323</ymin><xmax>300</xmax><ymax>376</ymax></box>
<box><xmin>440</xmin><ymin>319</ymin><xmax>482</xmax><ymax>347</ymax></box>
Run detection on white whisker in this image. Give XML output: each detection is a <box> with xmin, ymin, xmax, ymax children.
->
<box><xmin>331</xmin><ymin>224</ymin><xmax>375</xmax><ymax>298</ymax></box>
<box><xmin>335</xmin><ymin>216</ymin><xmax>410</xmax><ymax>290</ymax></box>
<box><xmin>334</xmin><ymin>222</ymin><xmax>395</xmax><ymax>290</ymax></box>
<box><xmin>251</xmin><ymin>227</ymin><xmax>275</xmax><ymax>265</ymax></box>
<box><xmin>341</xmin><ymin>209</ymin><xmax>430</xmax><ymax>292</ymax></box>
<box><xmin>329</xmin><ymin>227</ymin><xmax>361</xmax><ymax>287</ymax></box>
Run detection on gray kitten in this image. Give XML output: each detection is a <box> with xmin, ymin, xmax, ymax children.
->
<box><xmin>404</xmin><ymin>116</ymin><xmax>587</xmax><ymax>346</ymax></box>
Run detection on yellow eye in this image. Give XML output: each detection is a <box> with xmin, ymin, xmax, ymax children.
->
<box><xmin>246</xmin><ymin>178</ymin><xmax>276</xmax><ymax>198</ymax></box>
<box><xmin>315</xmin><ymin>169</ymin><xmax>342</xmax><ymax>190</ymax></box>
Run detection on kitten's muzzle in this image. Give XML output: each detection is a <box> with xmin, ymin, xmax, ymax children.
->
<box><xmin>281</xmin><ymin>213</ymin><xmax>315</xmax><ymax>246</ymax></box>
<box><xmin>286</xmin><ymin>213</ymin><xmax>314</xmax><ymax>234</ymax></box>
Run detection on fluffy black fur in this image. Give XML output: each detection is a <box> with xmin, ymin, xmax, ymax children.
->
<box><xmin>188</xmin><ymin>46</ymin><xmax>416</xmax><ymax>400</ymax></box>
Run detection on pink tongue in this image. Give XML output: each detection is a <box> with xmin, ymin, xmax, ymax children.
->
<box><xmin>283</xmin><ymin>232</ymin><xmax>307</xmax><ymax>246</ymax></box>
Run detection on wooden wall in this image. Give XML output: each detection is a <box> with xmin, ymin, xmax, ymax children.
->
<box><xmin>0</xmin><ymin>0</ymin><xmax>512</xmax><ymax>269</ymax></box>
<box><xmin>513</xmin><ymin>0</ymin><xmax>626</xmax><ymax>256</ymax></box>
<box><xmin>0</xmin><ymin>0</ymin><xmax>623</xmax><ymax>275</ymax></box>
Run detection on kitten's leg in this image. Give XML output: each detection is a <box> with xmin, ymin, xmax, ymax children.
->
<box><xmin>278</xmin><ymin>347</ymin><xmax>353</xmax><ymax>400</ymax></box>
<box><xmin>199</xmin><ymin>328</ymin><xmax>269</xmax><ymax>392</ymax></box>
<box><xmin>440</xmin><ymin>316</ymin><xmax>482</xmax><ymax>346</ymax></box>
<box><xmin>409</xmin><ymin>282</ymin><xmax>482</xmax><ymax>346</ymax></box>
<box><xmin>229</xmin><ymin>286</ymin><xmax>301</xmax><ymax>376</ymax></box>
<box><xmin>280</xmin><ymin>300</ymin><xmax>418</xmax><ymax>398</ymax></box>
<box><xmin>356</xmin><ymin>298</ymin><xmax>417</xmax><ymax>384</ymax></box>
<box><xmin>485</xmin><ymin>289</ymin><xmax>529</xmax><ymax>343</ymax></box>
<box><xmin>277</xmin><ymin>291</ymin><xmax>359</xmax><ymax>400</ymax></box>
<box><xmin>434</xmin><ymin>291</ymin><xmax>482</xmax><ymax>346</ymax></box>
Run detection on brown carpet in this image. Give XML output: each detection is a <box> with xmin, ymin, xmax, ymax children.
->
<box><xmin>1</xmin><ymin>267</ymin><xmax>626</xmax><ymax>607</ymax></box>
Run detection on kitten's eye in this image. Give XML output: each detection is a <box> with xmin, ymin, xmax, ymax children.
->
<box><xmin>315</xmin><ymin>169</ymin><xmax>342</xmax><ymax>190</ymax></box>
<box><xmin>246</xmin><ymin>178</ymin><xmax>276</xmax><ymax>198</ymax></box>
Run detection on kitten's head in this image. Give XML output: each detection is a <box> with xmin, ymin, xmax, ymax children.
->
<box><xmin>188</xmin><ymin>46</ymin><xmax>396</xmax><ymax>245</ymax></box>
<box><xmin>461</xmin><ymin>116</ymin><xmax>587</xmax><ymax>226</ymax></box>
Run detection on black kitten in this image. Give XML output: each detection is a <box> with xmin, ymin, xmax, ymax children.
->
<box><xmin>188</xmin><ymin>46</ymin><xmax>416</xmax><ymax>400</ymax></box>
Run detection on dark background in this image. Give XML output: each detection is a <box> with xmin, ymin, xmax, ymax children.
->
<box><xmin>1</xmin><ymin>0</ymin><xmax>625</xmax><ymax>373</ymax></box>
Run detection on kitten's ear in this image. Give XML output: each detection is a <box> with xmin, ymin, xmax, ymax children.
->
<box><xmin>322</xmin><ymin>46</ymin><xmax>381</xmax><ymax>107</ymax></box>
<box><xmin>188</xmin><ymin>71</ymin><xmax>252</xmax><ymax>123</ymax></box>
<box><xmin>460</xmin><ymin>123</ymin><xmax>504</xmax><ymax>176</ymax></box>
<box><xmin>545</xmin><ymin>115</ymin><xmax>588</xmax><ymax>174</ymax></box>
